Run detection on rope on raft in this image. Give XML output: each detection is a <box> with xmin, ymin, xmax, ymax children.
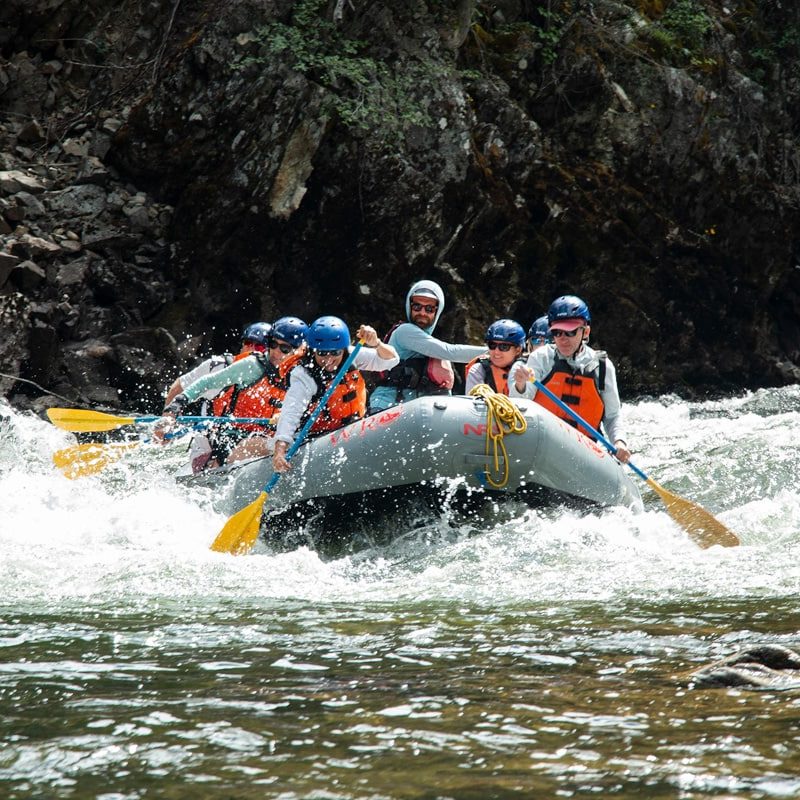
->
<box><xmin>468</xmin><ymin>384</ymin><xmax>527</xmax><ymax>489</ymax></box>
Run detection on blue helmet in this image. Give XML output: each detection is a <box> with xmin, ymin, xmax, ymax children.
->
<box><xmin>528</xmin><ymin>315</ymin><xmax>551</xmax><ymax>343</ymax></box>
<box><xmin>307</xmin><ymin>316</ymin><xmax>351</xmax><ymax>351</ymax></box>
<box><xmin>548</xmin><ymin>295</ymin><xmax>591</xmax><ymax>324</ymax></box>
<box><xmin>241</xmin><ymin>322</ymin><xmax>272</xmax><ymax>345</ymax></box>
<box><xmin>484</xmin><ymin>319</ymin><xmax>526</xmax><ymax>346</ymax></box>
<box><xmin>271</xmin><ymin>316</ymin><xmax>308</xmax><ymax>348</ymax></box>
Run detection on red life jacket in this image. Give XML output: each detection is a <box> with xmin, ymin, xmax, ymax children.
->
<box><xmin>211</xmin><ymin>352</ymin><xmax>286</xmax><ymax>430</ymax></box>
<box><xmin>534</xmin><ymin>353</ymin><xmax>607</xmax><ymax>434</ymax></box>
<box><xmin>464</xmin><ymin>355</ymin><xmax>522</xmax><ymax>396</ymax></box>
<box><xmin>281</xmin><ymin>351</ymin><xmax>367</xmax><ymax>436</ymax></box>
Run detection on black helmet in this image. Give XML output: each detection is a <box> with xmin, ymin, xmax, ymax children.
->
<box><xmin>271</xmin><ymin>316</ymin><xmax>309</xmax><ymax>348</ymax></box>
<box><xmin>241</xmin><ymin>322</ymin><xmax>272</xmax><ymax>345</ymax></box>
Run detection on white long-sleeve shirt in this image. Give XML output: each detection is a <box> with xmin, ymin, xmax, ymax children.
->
<box><xmin>508</xmin><ymin>343</ymin><xmax>628</xmax><ymax>444</ymax></box>
<box><xmin>275</xmin><ymin>346</ymin><xmax>399</xmax><ymax>445</ymax></box>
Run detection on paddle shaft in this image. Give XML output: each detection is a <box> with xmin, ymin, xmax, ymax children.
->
<box><xmin>262</xmin><ymin>342</ymin><xmax>364</xmax><ymax>495</ymax></box>
<box><xmin>532</xmin><ymin>379</ymin><xmax>649</xmax><ymax>478</ymax></box>
<box><xmin>208</xmin><ymin>342</ymin><xmax>366</xmax><ymax>555</ymax></box>
<box><xmin>151</xmin><ymin>415</ymin><xmax>275</xmax><ymax>425</ymax></box>
<box><xmin>534</xmin><ymin>379</ymin><xmax>739</xmax><ymax>548</ymax></box>
<box><xmin>46</xmin><ymin>407</ymin><xmax>277</xmax><ymax>432</ymax></box>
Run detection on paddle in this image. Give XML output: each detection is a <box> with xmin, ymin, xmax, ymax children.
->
<box><xmin>52</xmin><ymin>442</ymin><xmax>140</xmax><ymax>479</ymax></box>
<box><xmin>46</xmin><ymin>408</ymin><xmax>276</xmax><ymax>433</ymax></box>
<box><xmin>50</xmin><ymin>417</ymin><xmax>277</xmax><ymax>478</ymax></box>
<box><xmin>210</xmin><ymin>342</ymin><xmax>364</xmax><ymax>555</ymax></box>
<box><xmin>51</xmin><ymin>424</ymin><xmax>196</xmax><ymax>478</ymax></box>
<box><xmin>531</xmin><ymin>379</ymin><xmax>740</xmax><ymax>548</ymax></box>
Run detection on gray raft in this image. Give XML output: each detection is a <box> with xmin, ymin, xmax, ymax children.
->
<box><xmin>183</xmin><ymin>395</ymin><xmax>643</xmax><ymax>519</ymax></box>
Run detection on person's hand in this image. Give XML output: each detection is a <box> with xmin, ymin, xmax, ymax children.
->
<box><xmin>356</xmin><ymin>324</ymin><xmax>380</xmax><ymax>347</ymax></box>
<box><xmin>153</xmin><ymin>415</ymin><xmax>176</xmax><ymax>444</ymax></box>
<box><xmin>272</xmin><ymin>440</ymin><xmax>291</xmax><ymax>473</ymax></box>
<box><xmin>514</xmin><ymin>365</ymin><xmax>534</xmax><ymax>393</ymax></box>
<box><xmin>614</xmin><ymin>440</ymin><xmax>631</xmax><ymax>464</ymax></box>
<box><xmin>162</xmin><ymin>393</ymin><xmax>189</xmax><ymax>416</ymax></box>
<box><xmin>154</xmin><ymin>394</ymin><xmax>188</xmax><ymax>443</ymax></box>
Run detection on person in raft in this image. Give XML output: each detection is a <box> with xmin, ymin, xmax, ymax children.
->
<box><xmin>272</xmin><ymin>316</ymin><xmax>399</xmax><ymax>473</ymax></box>
<box><xmin>159</xmin><ymin>316</ymin><xmax>308</xmax><ymax>471</ymax></box>
<box><xmin>527</xmin><ymin>314</ymin><xmax>552</xmax><ymax>353</ymax></box>
<box><xmin>464</xmin><ymin>319</ymin><xmax>527</xmax><ymax>395</ymax></box>
<box><xmin>162</xmin><ymin>321</ymin><xmax>273</xmax><ymax>413</ymax></box>
<box><xmin>508</xmin><ymin>294</ymin><xmax>632</xmax><ymax>464</ymax></box>
<box><xmin>367</xmin><ymin>279</ymin><xmax>486</xmax><ymax>413</ymax></box>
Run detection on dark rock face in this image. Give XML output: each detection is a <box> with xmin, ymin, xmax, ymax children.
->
<box><xmin>1</xmin><ymin>0</ymin><xmax>799</xmax><ymax>412</ymax></box>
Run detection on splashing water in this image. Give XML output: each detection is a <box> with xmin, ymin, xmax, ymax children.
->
<box><xmin>1</xmin><ymin>388</ymin><xmax>799</xmax><ymax>798</ymax></box>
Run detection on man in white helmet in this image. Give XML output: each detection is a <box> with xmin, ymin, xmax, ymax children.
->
<box><xmin>368</xmin><ymin>279</ymin><xmax>486</xmax><ymax>413</ymax></box>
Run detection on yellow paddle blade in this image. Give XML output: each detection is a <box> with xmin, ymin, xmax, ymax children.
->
<box><xmin>646</xmin><ymin>477</ymin><xmax>739</xmax><ymax>549</ymax></box>
<box><xmin>210</xmin><ymin>492</ymin><xmax>268</xmax><ymax>555</ymax></box>
<box><xmin>47</xmin><ymin>408</ymin><xmax>137</xmax><ymax>432</ymax></box>
<box><xmin>52</xmin><ymin>442</ymin><xmax>139</xmax><ymax>479</ymax></box>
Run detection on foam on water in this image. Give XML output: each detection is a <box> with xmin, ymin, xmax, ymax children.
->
<box><xmin>2</xmin><ymin>389</ymin><xmax>799</xmax><ymax>611</ymax></box>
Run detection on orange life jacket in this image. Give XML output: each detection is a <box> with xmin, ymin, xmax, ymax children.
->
<box><xmin>282</xmin><ymin>351</ymin><xmax>367</xmax><ymax>436</ymax></box>
<box><xmin>464</xmin><ymin>355</ymin><xmax>522</xmax><ymax>396</ymax></box>
<box><xmin>534</xmin><ymin>354</ymin><xmax>607</xmax><ymax>434</ymax></box>
<box><xmin>211</xmin><ymin>352</ymin><xmax>286</xmax><ymax>430</ymax></box>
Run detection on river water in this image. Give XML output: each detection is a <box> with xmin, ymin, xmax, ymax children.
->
<box><xmin>1</xmin><ymin>387</ymin><xmax>799</xmax><ymax>799</ymax></box>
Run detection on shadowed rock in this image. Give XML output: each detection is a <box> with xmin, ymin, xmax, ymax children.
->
<box><xmin>690</xmin><ymin>645</ymin><xmax>800</xmax><ymax>690</ymax></box>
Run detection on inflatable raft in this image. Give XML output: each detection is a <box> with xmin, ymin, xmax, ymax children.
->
<box><xmin>180</xmin><ymin>395</ymin><xmax>643</xmax><ymax>550</ymax></box>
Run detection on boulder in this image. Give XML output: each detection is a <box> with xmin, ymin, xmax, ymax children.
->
<box><xmin>689</xmin><ymin>645</ymin><xmax>800</xmax><ymax>689</ymax></box>
<box><xmin>0</xmin><ymin>169</ymin><xmax>47</xmax><ymax>194</ymax></box>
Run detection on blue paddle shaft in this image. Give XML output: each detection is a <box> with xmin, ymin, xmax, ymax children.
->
<box><xmin>263</xmin><ymin>343</ymin><xmax>364</xmax><ymax>495</ymax></box>
<box><xmin>532</xmin><ymin>378</ymin><xmax>649</xmax><ymax>481</ymax></box>
<box><xmin>140</xmin><ymin>415</ymin><xmax>275</xmax><ymax>425</ymax></box>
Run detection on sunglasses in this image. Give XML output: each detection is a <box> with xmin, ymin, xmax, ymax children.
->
<box><xmin>487</xmin><ymin>341</ymin><xmax>514</xmax><ymax>351</ymax></box>
<box><xmin>530</xmin><ymin>337</ymin><xmax>550</xmax><ymax>345</ymax></box>
<box><xmin>269</xmin><ymin>340</ymin><xmax>293</xmax><ymax>354</ymax></box>
<box><xmin>315</xmin><ymin>348</ymin><xmax>344</xmax><ymax>357</ymax></box>
<box><xmin>243</xmin><ymin>339</ymin><xmax>267</xmax><ymax>351</ymax></box>
<box><xmin>411</xmin><ymin>301</ymin><xmax>437</xmax><ymax>314</ymax></box>
<box><xmin>551</xmin><ymin>328</ymin><xmax>582</xmax><ymax>339</ymax></box>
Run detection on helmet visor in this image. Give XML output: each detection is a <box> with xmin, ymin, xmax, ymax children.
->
<box><xmin>549</xmin><ymin>318</ymin><xmax>585</xmax><ymax>332</ymax></box>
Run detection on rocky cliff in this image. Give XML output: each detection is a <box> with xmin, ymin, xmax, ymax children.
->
<box><xmin>1</xmin><ymin>0</ymin><xmax>799</xmax><ymax>412</ymax></box>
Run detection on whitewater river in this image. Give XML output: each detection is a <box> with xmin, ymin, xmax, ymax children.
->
<box><xmin>1</xmin><ymin>386</ymin><xmax>799</xmax><ymax>799</ymax></box>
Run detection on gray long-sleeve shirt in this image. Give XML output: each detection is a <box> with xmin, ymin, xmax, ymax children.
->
<box><xmin>369</xmin><ymin>323</ymin><xmax>486</xmax><ymax>411</ymax></box>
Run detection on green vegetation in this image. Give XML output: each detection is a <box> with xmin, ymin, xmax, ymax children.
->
<box><xmin>530</xmin><ymin>6</ymin><xmax>569</xmax><ymax>65</ymax></box>
<box><xmin>640</xmin><ymin>0</ymin><xmax>714</xmax><ymax>67</ymax></box>
<box><xmin>468</xmin><ymin>2</ymin><xmax>569</xmax><ymax>69</ymax></box>
<box><xmin>236</xmin><ymin>0</ymin><xmax>436</xmax><ymax>138</ymax></box>
<box><xmin>747</xmin><ymin>23</ymin><xmax>800</xmax><ymax>83</ymax></box>
<box><xmin>660</xmin><ymin>0</ymin><xmax>712</xmax><ymax>52</ymax></box>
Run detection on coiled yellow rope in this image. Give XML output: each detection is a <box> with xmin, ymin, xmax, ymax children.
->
<box><xmin>468</xmin><ymin>384</ymin><xmax>528</xmax><ymax>489</ymax></box>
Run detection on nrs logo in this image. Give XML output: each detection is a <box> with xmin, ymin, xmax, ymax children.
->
<box><xmin>463</xmin><ymin>423</ymin><xmax>487</xmax><ymax>436</ymax></box>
